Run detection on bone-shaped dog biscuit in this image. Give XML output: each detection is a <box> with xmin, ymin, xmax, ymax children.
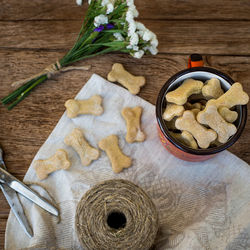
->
<box><xmin>163</xmin><ymin>103</ymin><xmax>184</xmax><ymax>121</ymax></box>
<box><xmin>191</xmin><ymin>108</ymin><xmax>200</xmax><ymax>117</ymax></box>
<box><xmin>98</xmin><ymin>135</ymin><xmax>132</xmax><ymax>173</ymax></box>
<box><xmin>175</xmin><ymin>111</ymin><xmax>217</xmax><ymax>149</ymax></box>
<box><xmin>107</xmin><ymin>63</ymin><xmax>146</xmax><ymax>95</ymax></box>
<box><xmin>207</xmin><ymin>82</ymin><xmax>249</xmax><ymax>109</ymax></box>
<box><xmin>166</xmin><ymin>78</ymin><xmax>203</xmax><ymax>105</ymax></box>
<box><xmin>121</xmin><ymin>106</ymin><xmax>146</xmax><ymax>143</ymax></box>
<box><xmin>65</xmin><ymin>95</ymin><xmax>103</xmax><ymax>118</ymax></box>
<box><xmin>185</xmin><ymin>102</ymin><xmax>202</xmax><ymax>110</ymax></box>
<box><xmin>165</xmin><ymin>117</ymin><xmax>178</xmax><ymax>130</ymax></box>
<box><xmin>34</xmin><ymin>149</ymin><xmax>71</xmax><ymax>180</ymax></box>
<box><xmin>64</xmin><ymin>128</ymin><xmax>99</xmax><ymax>166</ymax></box>
<box><xmin>170</xmin><ymin>131</ymin><xmax>198</xmax><ymax>149</ymax></box>
<box><xmin>218</xmin><ymin>107</ymin><xmax>238</xmax><ymax>123</ymax></box>
<box><xmin>197</xmin><ymin>105</ymin><xmax>237</xmax><ymax>143</ymax></box>
<box><xmin>202</xmin><ymin>78</ymin><xmax>224</xmax><ymax>99</ymax></box>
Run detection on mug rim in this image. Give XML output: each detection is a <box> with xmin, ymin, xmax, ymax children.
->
<box><xmin>156</xmin><ymin>66</ymin><xmax>248</xmax><ymax>155</ymax></box>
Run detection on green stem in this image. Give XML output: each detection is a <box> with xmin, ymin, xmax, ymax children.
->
<box><xmin>5</xmin><ymin>75</ymin><xmax>47</xmax><ymax>110</ymax></box>
<box><xmin>67</xmin><ymin>47</ymin><xmax>121</xmax><ymax>65</ymax></box>
<box><xmin>1</xmin><ymin>78</ymin><xmax>37</xmax><ymax>104</ymax></box>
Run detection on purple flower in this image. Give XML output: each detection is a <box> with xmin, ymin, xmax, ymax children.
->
<box><xmin>94</xmin><ymin>25</ymin><xmax>105</xmax><ymax>32</ymax></box>
<box><xmin>106</xmin><ymin>23</ymin><xmax>114</xmax><ymax>29</ymax></box>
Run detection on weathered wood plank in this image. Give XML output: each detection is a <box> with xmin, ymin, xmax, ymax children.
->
<box><xmin>1</xmin><ymin>20</ymin><xmax>250</xmax><ymax>55</ymax></box>
<box><xmin>0</xmin><ymin>51</ymin><xmax>250</xmax><ymax>248</ymax></box>
<box><xmin>1</xmin><ymin>0</ymin><xmax>250</xmax><ymax>21</ymax></box>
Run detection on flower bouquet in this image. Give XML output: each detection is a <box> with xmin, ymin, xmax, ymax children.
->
<box><xmin>1</xmin><ymin>0</ymin><xmax>158</xmax><ymax>110</ymax></box>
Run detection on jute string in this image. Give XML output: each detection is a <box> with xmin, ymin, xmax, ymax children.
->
<box><xmin>11</xmin><ymin>61</ymin><xmax>91</xmax><ymax>88</ymax></box>
<box><xmin>75</xmin><ymin>179</ymin><xmax>159</xmax><ymax>250</ymax></box>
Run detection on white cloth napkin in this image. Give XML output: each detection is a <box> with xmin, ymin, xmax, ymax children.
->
<box><xmin>5</xmin><ymin>74</ymin><xmax>250</xmax><ymax>250</ymax></box>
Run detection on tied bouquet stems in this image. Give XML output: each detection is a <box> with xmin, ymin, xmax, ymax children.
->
<box><xmin>1</xmin><ymin>0</ymin><xmax>158</xmax><ymax>110</ymax></box>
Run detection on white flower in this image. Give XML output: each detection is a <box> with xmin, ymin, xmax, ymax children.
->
<box><xmin>137</xmin><ymin>30</ymin><xmax>144</xmax><ymax>38</ymax></box>
<box><xmin>133</xmin><ymin>50</ymin><xmax>144</xmax><ymax>59</ymax></box>
<box><xmin>127</xmin><ymin>45</ymin><xmax>139</xmax><ymax>51</ymax></box>
<box><xmin>128</xmin><ymin>25</ymin><xmax>136</xmax><ymax>36</ymax></box>
<box><xmin>136</xmin><ymin>22</ymin><xmax>146</xmax><ymax>31</ymax></box>
<box><xmin>128</xmin><ymin>21</ymin><xmax>136</xmax><ymax>36</ymax></box>
<box><xmin>101</xmin><ymin>0</ymin><xmax>114</xmax><ymax>14</ymax></box>
<box><xmin>130</xmin><ymin>5</ymin><xmax>139</xmax><ymax>17</ymax></box>
<box><xmin>126</xmin><ymin>10</ymin><xmax>134</xmax><ymax>23</ymax></box>
<box><xmin>76</xmin><ymin>0</ymin><xmax>82</xmax><ymax>5</ymax></box>
<box><xmin>94</xmin><ymin>14</ymin><xmax>108</xmax><ymax>27</ymax></box>
<box><xmin>106</xmin><ymin>3</ymin><xmax>114</xmax><ymax>14</ymax></box>
<box><xmin>143</xmin><ymin>30</ymin><xmax>154</xmax><ymax>41</ymax></box>
<box><xmin>144</xmin><ymin>45</ymin><xmax>158</xmax><ymax>55</ymax></box>
<box><xmin>133</xmin><ymin>45</ymin><xmax>139</xmax><ymax>51</ymax></box>
<box><xmin>150</xmin><ymin>36</ymin><xmax>158</xmax><ymax>47</ymax></box>
<box><xmin>114</xmin><ymin>33</ymin><xmax>124</xmax><ymax>41</ymax></box>
<box><xmin>88</xmin><ymin>0</ymin><xmax>91</xmax><ymax>4</ymax></box>
<box><xmin>102</xmin><ymin>0</ymin><xmax>109</xmax><ymax>6</ymax></box>
<box><xmin>129</xmin><ymin>33</ymin><xmax>139</xmax><ymax>46</ymax></box>
<box><xmin>149</xmin><ymin>46</ymin><xmax>158</xmax><ymax>55</ymax></box>
<box><xmin>126</xmin><ymin>0</ymin><xmax>139</xmax><ymax>17</ymax></box>
<box><xmin>126</xmin><ymin>0</ymin><xmax>134</xmax><ymax>7</ymax></box>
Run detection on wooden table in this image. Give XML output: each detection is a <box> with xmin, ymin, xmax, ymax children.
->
<box><xmin>0</xmin><ymin>0</ymin><xmax>250</xmax><ymax>248</ymax></box>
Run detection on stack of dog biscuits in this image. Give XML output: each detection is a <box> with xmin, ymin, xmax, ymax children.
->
<box><xmin>164</xmin><ymin>78</ymin><xmax>249</xmax><ymax>149</ymax></box>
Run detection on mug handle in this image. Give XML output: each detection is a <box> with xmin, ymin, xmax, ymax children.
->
<box><xmin>188</xmin><ymin>54</ymin><xmax>204</xmax><ymax>68</ymax></box>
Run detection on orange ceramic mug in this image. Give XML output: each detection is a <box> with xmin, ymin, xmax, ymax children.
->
<box><xmin>156</xmin><ymin>54</ymin><xmax>247</xmax><ymax>162</ymax></box>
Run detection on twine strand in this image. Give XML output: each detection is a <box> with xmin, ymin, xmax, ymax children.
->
<box><xmin>11</xmin><ymin>61</ymin><xmax>91</xmax><ymax>88</ymax></box>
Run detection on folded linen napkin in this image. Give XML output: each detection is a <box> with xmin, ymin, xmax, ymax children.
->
<box><xmin>5</xmin><ymin>74</ymin><xmax>250</xmax><ymax>250</ymax></box>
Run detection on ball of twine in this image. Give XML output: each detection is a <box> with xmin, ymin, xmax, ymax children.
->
<box><xmin>75</xmin><ymin>179</ymin><xmax>158</xmax><ymax>250</ymax></box>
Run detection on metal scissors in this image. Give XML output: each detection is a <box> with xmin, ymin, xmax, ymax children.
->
<box><xmin>0</xmin><ymin>146</ymin><xmax>59</xmax><ymax>238</ymax></box>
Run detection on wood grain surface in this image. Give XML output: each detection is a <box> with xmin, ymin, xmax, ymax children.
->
<box><xmin>1</xmin><ymin>0</ymin><xmax>250</xmax><ymax>21</ymax></box>
<box><xmin>0</xmin><ymin>0</ymin><xmax>250</xmax><ymax>249</ymax></box>
<box><xmin>1</xmin><ymin>20</ymin><xmax>250</xmax><ymax>55</ymax></box>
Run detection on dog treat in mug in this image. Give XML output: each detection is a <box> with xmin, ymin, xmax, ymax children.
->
<box><xmin>169</xmin><ymin>131</ymin><xmax>198</xmax><ymax>149</ymax></box>
<box><xmin>202</xmin><ymin>78</ymin><xmax>224</xmax><ymax>99</ymax></box>
<box><xmin>65</xmin><ymin>95</ymin><xmax>104</xmax><ymax>118</ymax></box>
<box><xmin>175</xmin><ymin>110</ymin><xmax>217</xmax><ymax>149</ymax></box>
<box><xmin>218</xmin><ymin>106</ymin><xmax>238</xmax><ymax>123</ymax></box>
<box><xmin>190</xmin><ymin>108</ymin><xmax>200</xmax><ymax>117</ymax></box>
<box><xmin>162</xmin><ymin>103</ymin><xmax>184</xmax><ymax>121</ymax></box>
<box><xmin>121</xmin><ymin>106</ymin><xmax>146</xmax><ymax>143</ymax></box>
<box><xmin>165</xmin><ymin>117</ymin><xmax>178</xmax><ymax>130</ymax></box>
<box><xmin>34</xmin><ymin>149</ymin><xmax>71</xmax><ymax>180</ymax></box>
<box><xmin>185</xmin><ymin>102</ymin><xmax>202</xmax><ymax>110</ymax></box>
<box><xmin>211</xmin><ymin>139</ymin><xmax>223</xmax><ymax>147</ymax></box>
<box><xmin>207</xmin><ymin>82</ymin><xmax>249</xmax><ymax>109</ymax></box>
<box><xmin>98</xmin><ymin>135</ymin><xmax>132</xmax><ymax>173</ymax></box>
<box><xmin>165</xmin><ymin>78</ymin><xmax>203</xmax><ymax>105</ymax></box>
<box><xmin>107</xmin><ymin>63</ymin><xmax>146</xmax><ymax>95</ymax></box>
<box><xmin>197</xmin><ymin>105</ymin><xmax>237</xmax><ymax>143</ymax></box>
<box><xmin>64</xmin><ymin>128</ymin><xmax>99</xmax><ymax>166</ymax></box>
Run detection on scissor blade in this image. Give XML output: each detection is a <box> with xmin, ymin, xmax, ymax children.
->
<box><xmin>0</xmin><ymin>151</ymin><xmax>7</xmax><ymax>170</ymax></box>
<box><xmin>0</xmin><ymin>168</ymin><xmax>59</xmax><ymax>216</ymax></box>
<box><xmin>0</xmin><ymin>183</ymin><xmax>33</xmax><ymax>238</ymax></box>
<box><xmin>9</xmin><ymin>180</ymin><xmax>59</xmax><ymax>216</ymax></box>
